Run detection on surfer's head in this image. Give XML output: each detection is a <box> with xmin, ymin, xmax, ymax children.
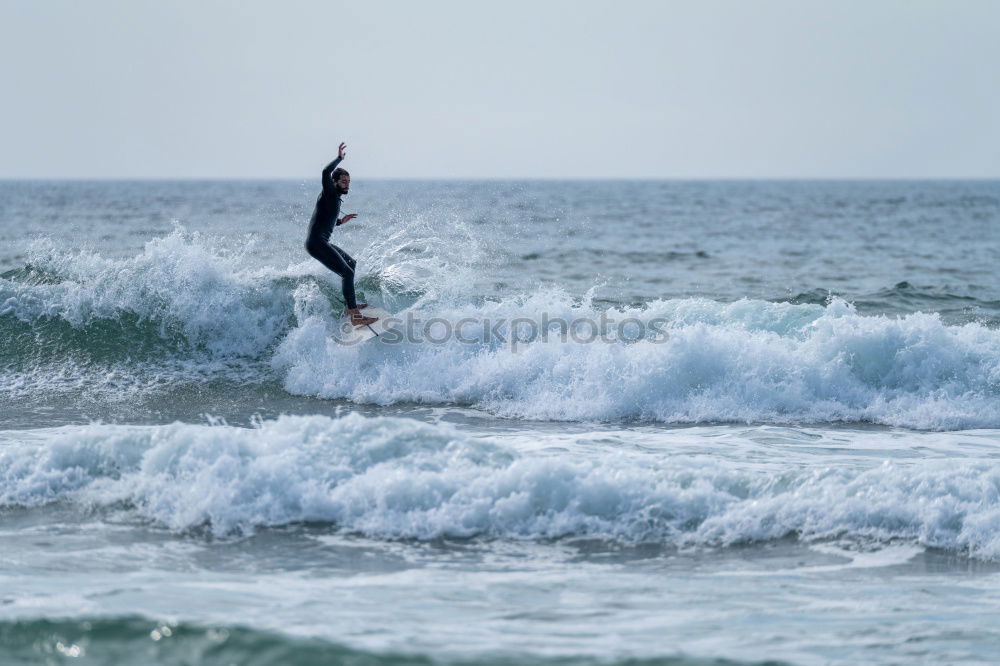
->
<box><xmin>332</xmin><ymin>168</ymin><xmax>350</xmax><ymax>195</ymax></box>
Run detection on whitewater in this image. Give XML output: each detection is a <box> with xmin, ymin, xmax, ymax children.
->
<box><xmin>2</xmin><ymin>179</ymin><xmax>1000</xmax><ymax>665</ymax></box>
<box><xmin>5</xmin><ymin>226</ymin><xmax>1000</xmax><ymax>430</ymax></box>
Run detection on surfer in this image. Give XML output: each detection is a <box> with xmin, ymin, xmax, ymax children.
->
<box><xmin>305</xmin><ymin>142</ymin><xmax>377</xmax><ymax>327</ymax></box>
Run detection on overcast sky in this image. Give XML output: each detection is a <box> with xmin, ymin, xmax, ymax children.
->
<box><xmin>1</xmin><ymin>0</ymin><xmax>998</xmax><ymax>179</ymax></box>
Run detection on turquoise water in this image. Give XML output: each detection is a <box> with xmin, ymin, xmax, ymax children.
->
<box><xmin>2</xmin><ymin>180</ymin><xmax>1000</xmax><ymax>664</ymax></box>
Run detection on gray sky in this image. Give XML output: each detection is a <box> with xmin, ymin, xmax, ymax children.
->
<box><xmin>1</xmin><ymin>0</ymin><xmax>998</xmax><ymax>179</ymax></box>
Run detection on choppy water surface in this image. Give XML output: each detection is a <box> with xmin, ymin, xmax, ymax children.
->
<box><xmin>2</xmin><ymin>179</ymin><xmax>1000</xmax><ymax>664</ymax></box>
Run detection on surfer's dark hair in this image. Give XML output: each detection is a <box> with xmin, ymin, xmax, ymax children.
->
<box><xmin>332</xmin><ymin>167</ymin><xmax>350</xmax><ymax>182</ymax></box>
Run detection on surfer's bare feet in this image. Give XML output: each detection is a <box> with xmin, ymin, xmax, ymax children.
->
<box><xmin>342</xmin><ymin>303</ymin><xmax>368</xmax><ymax>315</ymax></box>
<box><xmin>346</xmin><ymin>308</ymin><xmax>378</xmax><ymax>328</ymax></box>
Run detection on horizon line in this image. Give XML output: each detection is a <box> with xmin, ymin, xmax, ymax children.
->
<box><xmin>2</xmin><ymin>176</ymin><xmax>999</xmax><ymax>183</ymax></box>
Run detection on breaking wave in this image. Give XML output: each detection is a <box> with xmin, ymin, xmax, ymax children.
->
<box><xmin>3</xmin><ymin>228</ymin><xmax>1000</xmax><ymax>428</ymax></box>
<box><xmin>2</xmin><ymin>414</ymin><xmax>1000</xmax><ymax>559</ymax></box>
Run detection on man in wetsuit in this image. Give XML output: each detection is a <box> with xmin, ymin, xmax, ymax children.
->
<box><xmin>305</xmin><ymin>142</ymin><xmax>378</xmax><ymax>328</ymax></box>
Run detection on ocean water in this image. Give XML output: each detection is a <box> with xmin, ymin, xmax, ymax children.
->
<box><xmin>1</xmin><ymin>179</ymin><xmax>1000</xmax><ymax>665</ymax></box>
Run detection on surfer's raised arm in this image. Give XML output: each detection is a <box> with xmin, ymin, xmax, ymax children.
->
<box><xmin>321</xmin><ymin>142</ymin><xmax>347</xmax><ymax>189</ymax></box>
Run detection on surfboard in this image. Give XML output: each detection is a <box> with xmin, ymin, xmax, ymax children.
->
<box><xmin>331</xmin><ymin>307</ymin><xmax>396</xmax><ymax>345</ymax></box>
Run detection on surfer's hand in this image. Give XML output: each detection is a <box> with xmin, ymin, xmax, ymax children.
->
<box><xmin>338</xmin><ymin>142</ymin><xmax>347</xmax><ymax>160</ymax></box>
<box><xmin>338</xmin><ymin>213</ymin><xmax>358</xmax><ymax>226</ymax></box>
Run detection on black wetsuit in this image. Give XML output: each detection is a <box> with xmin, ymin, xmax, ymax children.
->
<box><xmin>305</xmin><ymin>156</ymin><xmax>358</xmax><ymax>309</ymax></box>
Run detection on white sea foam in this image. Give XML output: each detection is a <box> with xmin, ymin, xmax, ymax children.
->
<box><xmin>1</xmin><ymin>228</ymin><xmax>293</xmax><ymax>358</ymax></box>
<box><xmin>5</xmin><ymin>229</ymin><xmax>1000</xmax><ymax>429</ymax></box>
<box><xmin>275</xmin><ymin>288</ymin><xmax>1000</xmax><ymax>430</ymax></box>
<box><xmin>2</xmin><ymin>414</ymin><xmax>999</xmax><ymax>558</ymax></box>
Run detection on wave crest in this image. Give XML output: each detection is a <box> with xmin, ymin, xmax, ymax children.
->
<box><xmin>276</xmin><ymin>293</ymin><xmax>1000</xmax><ymax>429</ymax></box>
<box><xmin>4</xmin><ymin>229</ymin><xmax>1000</xmax><ymax>429</ymax></box>
<box><xmin>3</xmin><ymin>415</ymin><xmax>1000</xmax><ymax>559</ymax></box>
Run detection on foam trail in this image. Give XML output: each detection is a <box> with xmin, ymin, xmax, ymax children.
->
<box><xmin>2</xmin><ymin>414</ymin><xmax>1000</xmax><ymax>558</ymax></box>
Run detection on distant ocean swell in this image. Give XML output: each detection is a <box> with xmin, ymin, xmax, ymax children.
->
<box><xmin>2</xmin><ymin>414</ymin><xmax>1000</xmax><ymax>558</ymax></box>
<box><xmin>3</xmin><ymin>229</ymin><xmax>1000</xmax><ymax>429</ymax></box>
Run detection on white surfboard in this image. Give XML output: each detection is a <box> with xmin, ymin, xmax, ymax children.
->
<box><xmin>330</xmin><ymin>307</ymin><xmax>396</xmax><ymax>346</ymax></box>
